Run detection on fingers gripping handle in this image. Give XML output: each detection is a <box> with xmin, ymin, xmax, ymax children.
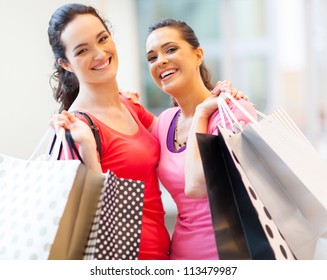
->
<box><xmin>217</xmin><ymin>91</ymin><xmax>264</xmax><ymax>131</ymax></box>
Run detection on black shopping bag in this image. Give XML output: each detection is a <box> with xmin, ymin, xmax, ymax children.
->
<box><xmin>196</xmin><ymin>133</ymin><xmax>276</xmax><ymax>260</ymax></box>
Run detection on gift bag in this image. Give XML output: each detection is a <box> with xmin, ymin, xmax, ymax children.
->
<box><xmin>0</xmin><ymin>129</ymin><xmax>104</xmax><ymax>260</ymax></box>
<box><xmin>60</xmin><ymin>111</ymin><xmax>146</xmax><ymax>259</ymax></box>
<box><xmin>197</xmin><ymin>133</ymin><xmax>278</xmax><ymax>259</ymax></box>
<box><xmin>51</xmin><ymin>111</ymin><xmax>146</xmax><ymax>260</ymax></box>
<box><xmin>84</xmin><ymin>170</ymin><xmax>145</xmax><ymax>260</ymax></box>
<box><xmin>215</xmin><ymin>93</ymin><xmax>327</xmax><ymax>259</ymax></box>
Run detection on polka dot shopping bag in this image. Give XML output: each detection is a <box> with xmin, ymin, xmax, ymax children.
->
<box><xmin>197</xmin><ymin>132</ymin><xmax>294</xmax><ymax>260</ymax></box>
<box><xmin>67</xmin><ymin>112</ymin><xmax>146</xmax><ymax>260</ymax></box>
<box><xmin>202</xmin><ymin>92</ymin><xmax>327</xmax><ymax>260</ymax></box>
<box><xmin>195</xmin><ymin>94</ymin><xmax>296</xmax><ymax>260</ymax></box>
<box><xmin>223</xmin><ymin>107</ymin><xmax>327</xmax><ymax>260</ymax></box>
<box><xmin>0</xmin><ymin>129</ymin><xmax>104</xmax><ymax>260</ymax></box>
<box><xmin>84</xmin><ymin>170</ymin><xmax>145</xmax><ymax>260</ymax></box>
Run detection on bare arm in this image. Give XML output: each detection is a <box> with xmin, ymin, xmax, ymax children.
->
<box><xmin>185</xmin><ymin>81</ymin><xmax>246</xmax><ymax>198</ymax></box>
<box><xmin>184</xmin><ymin>96</ymin><xmax>219</xmax><ymax>198</ymax></box>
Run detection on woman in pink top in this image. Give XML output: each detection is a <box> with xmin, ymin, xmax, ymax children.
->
<box><xmin>146</xmin><ymin>18</ymin><xmax>257</xmax><ymax>259</ymax></box>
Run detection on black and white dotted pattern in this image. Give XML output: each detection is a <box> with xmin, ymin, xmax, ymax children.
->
<box><xmin>245</xmin><ymin>181</ymin><xmax>296</xmax><ymax>259</ymax></box>
<box><xmin>225</xmin><ymin>130</ymin><xmax>296</xmax><ymax>260</ymax></box>
<box><xmin>84</xmin><ymin>170</ymin><xmax>145</xmax><ymax>260</ymax></box>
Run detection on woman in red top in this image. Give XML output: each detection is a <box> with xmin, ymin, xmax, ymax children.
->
<box><xmin>48</xmin><ymin>3</ymin><xmax>169</xmax><ymax>259</ymax></box>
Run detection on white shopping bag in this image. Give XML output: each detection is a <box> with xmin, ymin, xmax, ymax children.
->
<box><xmin>0</xmin><ymin>129</ymin><xmax>104</xmax><ymax>260</ymax></box>
<box><xmin>217</xmin><ymin>93</ymin><xmax>327</xmax><ymax>259</ymax></box>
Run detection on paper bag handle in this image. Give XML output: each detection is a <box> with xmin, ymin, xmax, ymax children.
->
<box><xmin>217</xmin><ymin>91</ymin><xmax>265</xmax><ymax>130</ymax></box>
<box><xmin>27</xmin><ymin>127</ymin><xmax>74</xmax><ymax>164</ymax></box>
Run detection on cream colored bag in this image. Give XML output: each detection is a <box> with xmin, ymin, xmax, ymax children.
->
<box><xmin>0</xmin><ymin>129</ymin><xmax>104</xmax><ymax>259</ymax></box>
<box><xmin>217</xmin><ymin>93</ymin><xmax>327</xmax><ymax>259</ymax></box>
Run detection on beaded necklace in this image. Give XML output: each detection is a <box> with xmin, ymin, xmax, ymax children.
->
<box><xmin>174</xmin><ymin>111</ymin><xmax>188</xmax><ymax>148</ymax></box>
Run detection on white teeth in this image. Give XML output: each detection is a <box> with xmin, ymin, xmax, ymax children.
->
<box><xmin>93</xmin><ymin>59</ymin><xmax>109</xmax><ymax>70</ymax></box>
<box><xmin>161</xmin><ymin>69</ymin><xmax>176</xmax><ymax>79</ymax></box>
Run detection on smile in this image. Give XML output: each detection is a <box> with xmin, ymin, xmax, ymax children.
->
<box><xmin>92</xmin><ymin>57</ymin><xmax>111</xmax><ymax>70</ymax></box>
<box><xmin>160</xmin><ymin>68</ymin><xmax>177</xmax><ymax>80</ymax></box>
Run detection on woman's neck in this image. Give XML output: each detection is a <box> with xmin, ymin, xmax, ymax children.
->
<box><xmin>70</xmin><ymin>80</ymin><xmax>121</xmax><ymax>113</ymax></box>
<box><xmin>175</xmin><ymin>84</ymin><xmax>212</xmax><ymax>118</ymax></box>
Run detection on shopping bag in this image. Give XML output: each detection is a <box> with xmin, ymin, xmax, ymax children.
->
<box><xmin>84</xmin><ymin>170</ymin><xmax>145</xmax><ymax>260</ymax></box>
<box><xmin>53</xmin><ymin>111</ymin><xmax>146</xmax><ymax>260</ymax></box>
<box><xmin>197</xmin><ymin>133</ymin><xmax>295</xmax><ymax>259</ymax></box>
<box><xmin>221</xmin><ymin>107</ymin><xmax>327</xmax><ymax>260</ymax></box>
<box><xmin>214</xmin><ymin>92</ymin><xmax>327</xmax><ymax>259</ymax></box>
<box><xmin>196</xmin><ymin>93</ymin><xmax>297</xmax><ymax>259</ymax></box>
<box><xmin>48</xmin><ymin>165</ymin><xmax>104</xmax><ymax>260</ymax></box>
<box><xmin>0</xmin><ymin>129</ymin><xmax>104</xmax><ymax>260</ymax></box>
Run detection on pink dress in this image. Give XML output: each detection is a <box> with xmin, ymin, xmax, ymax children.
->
<box><xmin>152</xmin><ymin>99</ymin><xmax>256</xmax><ymax>260</ymax></box>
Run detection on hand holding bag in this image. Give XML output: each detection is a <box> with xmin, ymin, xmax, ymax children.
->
<box><xmin>197</xmin><ymin>132</ymin><xmax>280</xmax><ymax>259</ymax></box>
<box><xmin>67</xmin><ymin>111</ymin><xmax>146</xmax><ymax>260</ymax></box>
<box><xmin>197</xmin><ymin>94</ymin><xmax>292</xmax><ymax>259</ymax></box>
<box><xmin>216</xmin><ymin>93</ymin><xmax>327</xmax><ymax>259</ymax></box>
<box><xmin>0</xmin><ymin>128</ymin><xmax>104</xmax><ymax>260</ymax></box>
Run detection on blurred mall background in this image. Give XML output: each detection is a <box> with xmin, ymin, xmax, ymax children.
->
<box><xmin>1</xmin><ymin>0</ymin><xmax>327</xmax><ymax>233</ymax></box>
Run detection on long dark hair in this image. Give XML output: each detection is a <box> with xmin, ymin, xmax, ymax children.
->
<box><xmin>48</xmin><ymin>3</ymin><xmax>110</xmax><ymax>112</ymax></box>
<box><xmin>148</xmin><ymin>18</ymin><xmax>213</xmax><ymax>92</ymax></box>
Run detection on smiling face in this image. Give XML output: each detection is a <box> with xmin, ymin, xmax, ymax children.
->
<box><xmin>59</xmin><ymin>14</ymin><xmax>118</xmax><ymax>86</ymax></box>
<box><xmin>146</xmin><ymin>26</ymin><xmax>203</xmax><ymax>96</ymax></box>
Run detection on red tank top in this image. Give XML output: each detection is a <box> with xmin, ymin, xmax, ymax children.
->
<box><xmin>74</xmin><ymin>97</ymin><xmax>170</xmax><ymax>259</ymax></box>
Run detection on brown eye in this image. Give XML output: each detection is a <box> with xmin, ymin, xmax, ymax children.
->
<box><xmin>147</xmin><ymin>55</ymin><xmax>157</xmax><ymax>63</ymax></box>
<box><xmin>167</xmin><ymin>47</ymin><xmax>177</xmax><ymax>54</ymax></box>
<box><xmin>76</xmin><ymin>48</ymin><xmax>87</xmax><ymax>56</ymax></box>
<box><xmin>99</xmin><ymin>35</ymin><xmax>109</xmax><ymax>43</ymax></box>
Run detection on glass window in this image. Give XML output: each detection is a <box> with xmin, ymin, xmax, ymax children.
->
<box><xmin>230</xmin><ymin>0</ymin><xmax>266</xmax><ymax>40</ymax></box>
